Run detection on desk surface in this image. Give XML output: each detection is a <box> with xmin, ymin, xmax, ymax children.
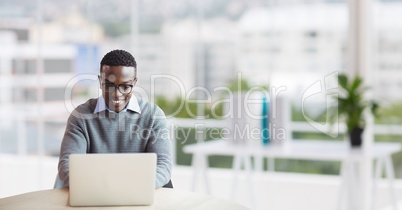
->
<box><xmin>0</xmin><ymin>188</ymin><xmax>249</xmax><ymax>210</ymax></box>
<box><xmin>184</xmin><ymin>140</ymin><xmax>402</xmax><ymax>161</ymax></box>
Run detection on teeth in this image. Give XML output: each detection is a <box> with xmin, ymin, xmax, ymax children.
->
<box><xmin>112</xmin><ymin>100</ymin><xmax>123</xmax><ymax>104</ymax></box>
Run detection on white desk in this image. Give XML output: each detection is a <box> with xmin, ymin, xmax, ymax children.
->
<box><xmin>0</xmin><ymin>188</ymin><xmax>250</xmax><ymax>210</ymax></box>
<box><xmin>184</xmin><ymin>140</ymin><xmax>401</xmax><ymax>210</ymax></box>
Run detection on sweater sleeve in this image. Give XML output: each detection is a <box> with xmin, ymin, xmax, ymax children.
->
<box><xmin>146</xmin><ymin>106</ymin><xmax>173</xmax><ymax>188</ymax></box>
<box><xmin>57</xmin><ymin>111</ymin><xmax>88</xmax><ymax>188</ymax></box>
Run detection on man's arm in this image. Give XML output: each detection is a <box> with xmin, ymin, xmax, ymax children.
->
<box><xmin>146</xmin><ymin>106</ymin><xmax>173</xmax><ymax>188</ymax></box>
<box><xmin>58</xmin><ymin>112</ymin><xmax>88</xmax><ymax>188</ymax></box>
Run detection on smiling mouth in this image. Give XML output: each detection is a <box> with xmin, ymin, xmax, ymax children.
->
<box><xmin>110</xmin><ymin>99</ymin><xmax>124</xmax><ymax>105</ymax></box>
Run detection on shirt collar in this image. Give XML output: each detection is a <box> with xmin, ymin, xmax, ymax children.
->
<box><xmin>94</xmin><ymin>96</ymin><xmax>141</xmax><ymax>114</ymax></box>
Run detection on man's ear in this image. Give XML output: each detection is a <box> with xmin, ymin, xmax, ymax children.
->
<box><xmin>133</xmin><ymin>77</ymin><xmax>138</xmax><ymax>86</ymax></box>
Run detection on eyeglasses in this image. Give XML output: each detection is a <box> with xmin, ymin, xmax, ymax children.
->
<box><xmin>101</xmin><ymin>83</ymin><xmax>134</xmax><ymax>94</ymax></box>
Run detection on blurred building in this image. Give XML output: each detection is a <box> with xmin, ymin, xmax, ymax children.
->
<box><xmin>29</xmin><ymin>13</ymin><xmax>104</xmax><ymax>44</ymax></box>
<box><xmin>160</xmin><ymin>18</ymin><xmax>238</xmax><ymax>100</ymax></box>
<box><xmin>0</xmin><ymin>14</ymin><xmax>105</xmax><ymax>155</ymax></box>
<box><xmin>0</xmin><ymin>30</ymin><xmax>75</xmax><ymax>155</ymax></box>
<box><xmin>237</xmin><ymin>3</ymin><xmax>402</xmax><ymax>101</ymax></box>
<box><xmin>155</xmin><ymin>2</ymin><xmax>402</xmax><ymax>102</ymax></box>
<box><xmin>2</xmin><ymin>1</ymin><xmax>402</xmax><ymax>155</ymax></box>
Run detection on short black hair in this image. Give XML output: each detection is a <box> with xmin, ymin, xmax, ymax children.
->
<box><xmin>100</xmin><ymin>49</ymin><xmax>137</xmax><ymax>73</ymax></box>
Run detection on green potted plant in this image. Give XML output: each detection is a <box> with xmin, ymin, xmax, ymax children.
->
<box><xmin>329</xmin><ymin>73</ymin><xmax>378</xmax><ymax>147</ymax></box>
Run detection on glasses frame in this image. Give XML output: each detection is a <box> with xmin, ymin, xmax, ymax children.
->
<box><xmin>100</xmin><ymin>82</ymin><xmax>134</xmax><ymax>95</ymax></box>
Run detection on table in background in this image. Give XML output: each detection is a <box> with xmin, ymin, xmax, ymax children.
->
<box><xmin>184</xmin><ymin>140</ymin><xmax>401</xmax><ymax>210</ymax></box>
<box><xmin>0</xmin><ymin>188</ymin><xmax>250</xmax><ymax>210</ymax></box>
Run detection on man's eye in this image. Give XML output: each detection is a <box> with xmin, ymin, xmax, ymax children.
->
<box><xmin>121</xmin><ymin>85</ymin><xmax>131</xmax><ymax>90</ymax></box>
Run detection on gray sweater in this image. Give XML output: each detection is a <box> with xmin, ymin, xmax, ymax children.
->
<box><xmin>58</xmin><ymin>97</ymin><xmax>172</xmax><ymax>188</ymax></box>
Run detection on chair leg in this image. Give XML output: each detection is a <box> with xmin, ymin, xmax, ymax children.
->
<box><xmin>163</xmin><ymin>180</ymin><xmax>173</xmax><ymax>188</ymax></box>
<box><xmin>53</xmin><ymin>173</ymin><xmax>64</xmax><ymax>189</ymax></box>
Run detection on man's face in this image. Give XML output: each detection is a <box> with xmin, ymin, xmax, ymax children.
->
<box><xmin>99</xmin><ymin>65</ymin><xmax>137</xmax><ymax>112</ymax></box>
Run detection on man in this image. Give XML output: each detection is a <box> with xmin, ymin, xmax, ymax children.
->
<box><xmin>57</xmin><ymin>49</ymin><xmax>172</xmax><ymax>188</ymax></box>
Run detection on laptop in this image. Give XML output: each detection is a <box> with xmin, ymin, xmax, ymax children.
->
<box><xmin>69</xmin><ymin>153</ymin><xmax>156</xmax><ymax>207</ymax></box>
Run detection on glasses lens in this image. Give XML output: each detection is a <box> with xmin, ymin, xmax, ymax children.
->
<box><xmin>118</xmin><ymin>85</ymin><xmax>132</xmax><ymax>94</ymax></box>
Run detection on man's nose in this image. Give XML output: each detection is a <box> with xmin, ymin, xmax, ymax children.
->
<box><xmin>112</xmin><ymin>87</ymin><xmax>123</xmax><ymax>97</ymax></box>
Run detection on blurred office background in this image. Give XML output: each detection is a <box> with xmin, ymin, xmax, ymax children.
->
<box><xmin>1</xmin><ymin>0</ymin><xmax>402</xmax><ymax>209</ymax></box>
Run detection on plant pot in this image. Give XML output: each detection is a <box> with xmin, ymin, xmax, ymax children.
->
<box><xmin>349</xmin><ymin>127</ymin><xmax>364</xmax><ymax>147</ymax></box>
